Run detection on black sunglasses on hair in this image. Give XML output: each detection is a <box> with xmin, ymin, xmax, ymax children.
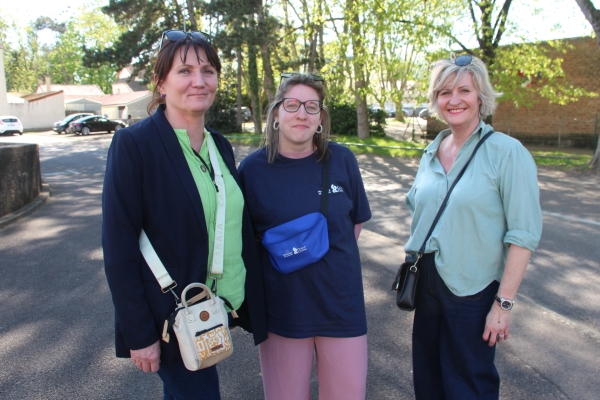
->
<box><xmin>159</xmin><ymin>30</ymin><xmax>211</xmax><ymax>52</ymax></box>
<box><xmin>279</xmin><ymin>72</ymin><xmax>325</xmax><ymax>88</ymax></box>
<box><xmin>453</xmin><ymin>55</ymin><xmax>473</xmax><ymax>67</ymax></box>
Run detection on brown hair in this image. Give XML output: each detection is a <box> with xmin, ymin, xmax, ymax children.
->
<box><xmin>147</xmin><ymin>36</ymin><xmax>222</xmax><ymax>114</ymax></box>
<box><xmin>263</xmin><ymin>74</ymin><xmax>330</xmax><ymax>163</ymax></box>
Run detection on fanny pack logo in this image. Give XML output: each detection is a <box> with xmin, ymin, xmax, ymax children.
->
<box><xmin>318</xmin><ymin>184</ymin><xmax>344</xmax><ymax>195</ymax></box>
<box><xmin>282</xmin><ymin>246</ymin><xmax>307</xmax><ymax>258</ymax></box>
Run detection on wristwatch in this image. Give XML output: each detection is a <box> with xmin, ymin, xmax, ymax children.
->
<box><xmin>494</xmin><ymin>295</ymin><xmax>514</xmax><ymax>311</ymax></box>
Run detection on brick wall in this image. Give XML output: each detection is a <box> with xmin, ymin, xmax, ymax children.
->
<box><xmin>427</xmin><ymin>37</ymin><xmax>600</xmax><ymax>148</ymax></box>
<box><xmin>494</xmin><ymin>37</ymin><xmax>599</xmax><ymax>148</ymax></box>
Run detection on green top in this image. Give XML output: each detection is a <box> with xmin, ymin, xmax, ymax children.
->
<box><xmin>174</xmin><ymin>128</ymin><xmax>246</xmax><ymax>310</ymax></box>
<box><xmin>404</xmin><ymin>121</ymin><xmax>542</xmax><ymax>296</ymax></box>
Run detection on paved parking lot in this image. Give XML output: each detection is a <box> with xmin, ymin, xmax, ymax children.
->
<box><xmin>0</xmin><ymin>131</ymin><xmax>599</xmax><ymax>399</ymax></box>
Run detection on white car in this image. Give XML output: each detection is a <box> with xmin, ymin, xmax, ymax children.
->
<box><xmin>0</xmin><ymin>116</ymin><xmax>23</xmax><ymax>135</ymax></box>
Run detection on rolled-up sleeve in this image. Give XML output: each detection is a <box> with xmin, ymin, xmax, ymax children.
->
<box><xmin>499</xmin><ymin>145</ymin><xmax>543</xmax><ymax>251</ymax></box>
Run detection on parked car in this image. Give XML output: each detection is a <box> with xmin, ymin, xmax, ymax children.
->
<box><xmin>241</xmin><ymin>106</ymin><xmax>252</xmax><ymax>122</ymax></box>
<box><xmin>0</xmin><ymin>116</ymin><xmax>23</xmax><ymax>135</ymax></box>
<box><xmin>53</xmin><ymin>113</ymin><xmax>93</xmax><ymax>134</ymax></box>
<box><xmin>418</xmin><ymin>108</ymin><xmax>429</xmax><ymax>119</ymax></box>
<box><xmin>385</xmin><ymin>106</ymin><xmax>396</xmax><ymax>118</ymax></box>
<box><xmin>68</xmin><ymin>115</ymin><xmax>126</xmax><ymax>135</ymax></box>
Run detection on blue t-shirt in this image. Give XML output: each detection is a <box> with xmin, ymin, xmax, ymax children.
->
<box><xmin>238</xmin><ymin>143</ymin><xmax>371</xmax><ymax>338</ymax></box>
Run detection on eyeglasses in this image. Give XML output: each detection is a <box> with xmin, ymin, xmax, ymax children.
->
<box><xmin>280</xmin><ymin>98</ymin><xmax>323</xmax><ymax>114</ymax></box>
<box><xmin>159</xmin><ymin>30</ymin><xmax>211</xmax><ymax>52</ymax></box>
<box><xmin>279</xmin><ymin>72</ymin><xmax>324</xmax><ymax>88</ymax></box>
<box><xmin>452</xmin><ymin>55</ymin><xmax>473</xmax><ymax>67</ymax></box>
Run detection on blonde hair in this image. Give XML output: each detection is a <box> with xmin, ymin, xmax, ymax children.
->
<box><xmin>428</xmin><ymin>56</ymin><xmax>502</xmax><ymax>120</ymax></box>
<box><xmin>263</xmin><ymin>74</ymin><xmax>330</xmax><ymax>163</ymax></box>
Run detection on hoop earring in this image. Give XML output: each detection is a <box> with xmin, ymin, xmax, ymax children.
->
<box><xmin>316</xmin><ymin>125</ymin><xmax>323</xmax><ymax>134</ymax></box>
<box><xmin>273</xmin><ymin>120</ymin><xmax>280</xmax><ymax>130</ymax></box>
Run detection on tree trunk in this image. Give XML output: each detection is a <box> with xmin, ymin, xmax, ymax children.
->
<box><xmin>248</xmin><ymin>44</ymin><xmax>262</xmax><ymax>134</ymax></box>
<box><xmin>349</xmin><ymin>0</ymin><xmax>369</xmax><ymax>139</ymax></box>
<box><xmin>574</xmin><ymin>0</ymin><xmax>600</xmax><ymax>172</ymax></box>
<box><xmin>574</xmin><ymin>0</ymin><xmax>600</xmax><ymax>48</ymax></box>
<box><xmin>257</xmin><ymin>1</ymin><xmax>275</xmax><ymax>103</ymax></box>
<box><xmin>185</xmin><ymin>0</ymin><xmax>197</xmax><ymax>31</ymax></box>
<box><xmin>590</xmin><ymin>146</ymin><xmax>600</xmax><ymax>171</ymax></box>
<box><xmin>236</xmin><ymin>47</ymin><xmax>243</xmax><ymax>132</ymax></box>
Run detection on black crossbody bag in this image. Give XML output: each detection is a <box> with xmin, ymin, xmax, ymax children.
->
<box><xmin>392</xmin><ymin>130</ymin><xmax>494</xmax><ymax>311</ymax></box>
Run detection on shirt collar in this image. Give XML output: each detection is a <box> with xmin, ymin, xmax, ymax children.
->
<box><xmin>424</xmin><ymin>120</ymin><xmax>488</xmax><ymax>157</ymax></box>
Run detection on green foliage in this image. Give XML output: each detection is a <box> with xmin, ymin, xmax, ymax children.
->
<box><xmin>329</xmin><ymin>102</ymin><xmax>387</xmax><ymax>137</ymax></box>
<box><xmin>368</xmin><ymin>108</ymin><xmax>387</xmax><ymax>136</ymax></box>
<box><xmin>2</xmin><ymin>1</ymin><xmax>123</xmax><ymax>94</ymax></box>
<box><xmin>329</xmin><ymin>102</ymin><xmax>358</xmax><ymax>136</ymax></box>
<box><xmin>489</xmin><ymin>41</ymin><xmax>598</xmax><ymax>108</ymax></box>
<box><xmin>5</xmin><ymin>26</ymin><xmax>43</xmax><ymax>92</ymax></box>
<box><xmin>206</xmin><ymin>68</ymin><xmax>240</xmax><ymax>134</ymax></box>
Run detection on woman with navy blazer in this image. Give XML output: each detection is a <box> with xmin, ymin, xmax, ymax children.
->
<box><xmin>102</xmin><ymin>31</ymin><xmax>267</xmax><ymax>399</ymax></box>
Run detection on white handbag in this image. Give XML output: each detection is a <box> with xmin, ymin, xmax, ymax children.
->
<box><xmin>165</xmin><ymin>283</ymin><xmax>233</xmax><ymax>370</ymax></box>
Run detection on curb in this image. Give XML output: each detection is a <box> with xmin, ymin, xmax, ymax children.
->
<box><xmin>0</xmin><ymin>184</ymin><xmax>51</xmax><ymax>229</ymax></box>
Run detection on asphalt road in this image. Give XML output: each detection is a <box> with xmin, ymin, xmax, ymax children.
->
<box><xmin>0</xmin><ymin>131</ymin><xmax>599</xmax><ymax>399</ymax></box>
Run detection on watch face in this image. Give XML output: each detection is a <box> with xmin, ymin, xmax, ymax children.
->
<box><xmin>500</xmin><ymin>300</ymin><xmax>512</xmax><ymax>310</ymax></box>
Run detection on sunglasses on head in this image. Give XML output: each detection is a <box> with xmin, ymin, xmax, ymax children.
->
<box><xmin>452</xmin><ymin>55</ymin><xmax>473</xmax><ymax>67</ymax></box>
<box><xmin>279</xmin><ymin>72</ymin><xmax>325</xmax><ymax>88</ymax></box>
<box><xmin>159</xmin><ymin>30</ymin><xmax>211</xmax><ymax>52</ymax></box>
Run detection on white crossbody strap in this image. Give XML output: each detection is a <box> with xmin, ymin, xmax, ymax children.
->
<box><xmin>206</xmin><ymin>133</ymin><xmax>226</xmax><ymax>277</ymax></box>
<box><xmin>139</xmin><ymin>229</ymin><xmax>177</xmax><ymax>293</ymax></box>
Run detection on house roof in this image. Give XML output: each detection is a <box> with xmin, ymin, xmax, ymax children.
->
<box><xmin>64</xmin><ymin>91</ymin><xmax>152</xmax><ymax>106</ymax></box>
<box><xmin>65</xmin><ymin>97</ymin><xmax>103</xmax><ymax>105</ymax></box>
<box><xmin>112</xmin><ymin>78</ymin><xmax>149</xmax><ymax>92</ymax></box>
<box><xmin>37</xmin><ymin>84</ymin><xmax>105</xmax><ymax>96</ymax></box>
<box><xmin>21</xmin><ymin>91</ymin><xmax>64</xmax><ymax>102</ymax></box>
<box><xmin>98</xmin><ymin>91</ymin><xmax>152</xmax><ymax>106</ymax></box>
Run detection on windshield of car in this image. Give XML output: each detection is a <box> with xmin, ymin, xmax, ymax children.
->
<box><xmin>2</xmin><ymin>118</ymin><xmax>19</xmax><ymax>123</ymax></box>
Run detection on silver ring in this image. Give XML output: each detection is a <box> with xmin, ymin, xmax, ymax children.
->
<box><xmin>499</xmin><ymin>334</ymin><xmax>505</xmax><ymax>338</ymax></box>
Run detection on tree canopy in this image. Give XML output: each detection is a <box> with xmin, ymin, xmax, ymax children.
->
<box><xmin>2</xmin><ymin>0</ymin><xmax>596</xmax><ymax>139</ymax></box>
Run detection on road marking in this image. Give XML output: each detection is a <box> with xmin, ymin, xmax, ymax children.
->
<box><xmin>542</xmin><ymin>211</ymin><xmax>600</xmax><ymax>227</ymax></box>
<box><xmin>43</xmin><ymin>170</ymin><xmax>80</xmax><ymax>177</ymax></box>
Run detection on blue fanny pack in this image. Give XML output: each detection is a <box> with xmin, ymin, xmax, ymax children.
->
<box><xmin>261</xmin><ymin>155</ymin><xmax>331</xmax><ymax>274</ymax></box>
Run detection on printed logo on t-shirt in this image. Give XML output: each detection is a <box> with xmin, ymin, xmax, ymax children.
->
<box><xmin>318</xmin><ymin>184</ymin><xmax>344</xmax><ymax>195</ymax></box>
<box><xmin>283</xmin><ymin>246</ymin><xmax>307</xmax><ymax>258</ymax></box>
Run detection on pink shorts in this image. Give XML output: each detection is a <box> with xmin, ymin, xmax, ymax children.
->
<box><xmin>258</xmin><ymin>332</ymin><xmax>368</xmax><ymax>400</ymax></box>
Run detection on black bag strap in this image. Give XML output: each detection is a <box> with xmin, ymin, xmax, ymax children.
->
<box><xmin>320</xmin><ymin>154</ymin><xmax>331</xmax><ymax>217</ymax></box>
<box><xmin>417</xmin><ymin>130</ymin><xmax>495</xmax><ymax>256</ymax></box>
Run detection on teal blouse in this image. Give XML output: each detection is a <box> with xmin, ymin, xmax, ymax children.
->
<box><xmin>404</xmin><ymin>121</ymin><xmax>543</xmax><ymax>296</ymax></box>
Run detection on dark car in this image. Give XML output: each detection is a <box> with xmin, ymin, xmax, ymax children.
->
<box><xmin>68</xmin><ymin>115</ymin><xmax>126</xmax><ymax>135</ymax></box>
<box><xmin>53</xmin><ymin>113</ymin><xmax>93</xmax><ymax>134</ymax></box>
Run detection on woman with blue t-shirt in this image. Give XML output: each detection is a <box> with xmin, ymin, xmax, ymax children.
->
<box><xmin>238</xmin><ymin>73</ymin><xmax>371</xmax><ymax>400</ymax></box>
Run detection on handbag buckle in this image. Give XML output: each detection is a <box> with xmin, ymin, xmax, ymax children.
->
<box><xmin>162</xmin><ymin>281</ymin><xmax>177</xmax><ymax>293</ymax></box>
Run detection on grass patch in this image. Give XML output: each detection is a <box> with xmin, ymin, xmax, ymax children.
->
<box><xmin>530</xmin><ymin>151</ymin><xmax>592</xmax><ymax>169</ymax></box>
<box><xmin>225</xmin><ymin>133</ymin><xmax>592</xmax><ymax>169</ymax></box>
<box><xmin>224</xmin><ymin>133</ymin><xmax>262</xmax><ymax>146</ymax></box>
<box><xmin>330</xmin><ymin>135</ymin><xmax>426</xmax><ymax>158</ymax></box>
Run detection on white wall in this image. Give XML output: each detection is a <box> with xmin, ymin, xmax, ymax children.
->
<box><xmin>127</xmin><ymin>95</ymin><xmax>152</xmax><ymax>119</ymax></box>
<box><xmin>8</xmin><ymin>92</ymin><xmax>65</xmax><ymax>130</ymax></box>
<box><xmin>101</xmin><ymin>95</ymin><xmax>152</xmax><ymax>121</ymax></box>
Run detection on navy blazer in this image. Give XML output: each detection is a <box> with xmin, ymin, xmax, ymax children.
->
<box><xmin>102</xmin><ymin>106</ymin><xmax>267</xmax><ymax>362</ymax></box>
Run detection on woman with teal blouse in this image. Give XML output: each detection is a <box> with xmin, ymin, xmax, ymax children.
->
<box><xmin>404</xmin><ymin>55</ymin><xmax>542</xmax><ymax>399</ymax></box>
